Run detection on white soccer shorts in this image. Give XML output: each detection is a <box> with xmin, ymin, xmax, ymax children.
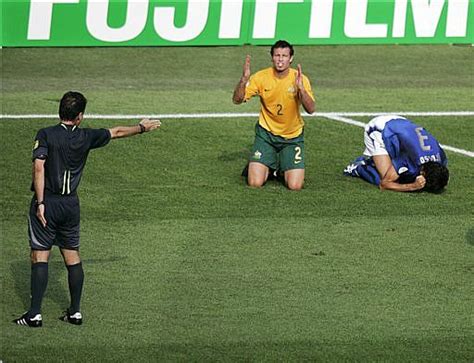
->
<box><xmin>363</xmin><ymin>115</ymin><xmax>407</xmax><ymax>156</ymax></box>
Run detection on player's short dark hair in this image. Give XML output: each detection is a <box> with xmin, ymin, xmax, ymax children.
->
<box><xmin>421</xmin><ymin>162</ymin><xmax>449</xmax><ymax>193</ymax></box>
<box><xmin>59</xmin><ymin>91</ymin><xmax>87</xmax><ymax>121</ymax></box>
<box><xmin>270</xmin><ymin>40</ymin><xmax>294</xmax><ymax>57</ymax></box>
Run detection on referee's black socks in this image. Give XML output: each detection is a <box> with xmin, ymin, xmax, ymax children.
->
<box><xmin>67</xmin><ymin>262</ymin><xmax>84</xmax><ymax>314</ymax></box>
<box><xmin>30</xmin><ymin>262</ymin><xmax>48</xmax><ymax>316</ymax></box>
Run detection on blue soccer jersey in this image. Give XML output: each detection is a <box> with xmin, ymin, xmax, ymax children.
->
<box><xmin>382</xmin><ymin>119</ymin><xmax>447</xmax><ymax>182</ymax></box>
<box><xmin>344</xmin><ymin>117</ymin><xmax>447</xmax><ymax>186</ymax></box>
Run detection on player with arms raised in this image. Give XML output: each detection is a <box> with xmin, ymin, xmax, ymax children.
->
<box><xmin>233</xmin><ymin>40</ymin><xmax>315</xmax><ymax>190</ymax></box>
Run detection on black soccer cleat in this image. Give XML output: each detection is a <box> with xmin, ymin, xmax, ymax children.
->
<box><xmin>59</xmin><ymin>311</ymin><xmax>83</xmax><ymax>325</ymax></box>
<box><xmin>242</xmin><ymin>163</ymin><xmax>282</xmax><ymax>181</ymax></box>
<box><xmin>13</xmin><ymin>312</ymin><xmax>43</xmax><ymax>327</ymax></box>
<box><xmin>241</xmin><ymin>163</ymin><xmax>249</xmax><ymax>177</ymax></box>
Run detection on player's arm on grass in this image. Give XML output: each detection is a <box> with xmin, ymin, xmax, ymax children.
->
<box><xmin>373</xmin><ymin>154</ymin><xmax>426</xmax><ymax>192</ymax></box>
<box><xmin>32</xmin><ymin>159</ymin><xmax>47</xmax><ymax>227</ymax></box>
<box><xmin>233</xmin><ymin>55</ymin><xmax>251</xmax><ymax>104</ymax></box>
<box><xmin>109</xmin><ymin>119</ymin><xmax>161</xmax><ymax>139</ymax></box>
<box><xmin>296</xmin><ymin>64</ymin><xmax>315</xmax><ymax>114</ymax></box>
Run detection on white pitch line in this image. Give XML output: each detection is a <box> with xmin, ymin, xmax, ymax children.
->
<box><xmin>323</xmin><ymin>114</ymin><xmax>474</xmax><ymax>158</ymax></box>
<box><xmin>1</xmin><ymin>111</ymin><xmax>472</xmax><ymax>157</ymax></box>
<box><xmin>320</xmin><ymin>111</ymin><xmax>474</xmax><ymax>117</ymax></box>
<box><xmin>1</xmin><ymin>111</ymin><xmax>474</xmax><ymax>119</ymax></box>
<box><xmin>440</xmin><ymin>145</ymin><xmax>474</xmax><ymax>157</ymax></box>
<box><xmin>321</xmin><ymin>114</ymin><xmax>367</xmax><ymax>128</ymax></box>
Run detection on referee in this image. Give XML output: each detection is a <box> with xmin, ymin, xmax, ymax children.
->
<box><xmin>14</xmin><ymin>91</ymin><xmax>161</xmax><ymax>327</ymax></box>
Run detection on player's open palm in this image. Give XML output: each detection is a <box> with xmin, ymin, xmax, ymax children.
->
<box><xmin>296</xmin><ymin>64</ymin><xmax>304</xmax><ymax>91</ymax></box>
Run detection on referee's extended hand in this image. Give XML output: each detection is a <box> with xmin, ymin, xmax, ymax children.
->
<box><xmin>37</xmin><ymin>204</ymin><xmax>47</xmax><ymax>227</ymax></box>
<box><xmin>139</xmin><ymin>119</ymin><xmax>161</xmax><ymax>132</ymax></box>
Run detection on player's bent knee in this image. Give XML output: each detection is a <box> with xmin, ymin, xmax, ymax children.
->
<box><xmin>247</xmin><ymin>163</ymin><xmax>268</xmax><ymax>188</ymax></box>
<box><xmin>247</xmin><ymin>177</ymin><xmax>266</xmax><ymax>188</ymax></box>
<box><xmin>285</xmin><ymin>170</ymin><xmax>305</xmax><ymax>191</ymax></box>
<box><xmin>287</xmin><ymin>180</ymin><xmax>304</xmax><ymax>191</ymax></box>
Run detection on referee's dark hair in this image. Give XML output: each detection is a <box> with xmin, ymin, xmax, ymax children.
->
<box><xmin>270</xmin><ymin>40</ymin><xmax>294</xmax><ymax>57</ymax></box>
<box><xmin>59</xmin><ymin>91</ymin><xmax>87</xmax><ymax>121</ymax></box>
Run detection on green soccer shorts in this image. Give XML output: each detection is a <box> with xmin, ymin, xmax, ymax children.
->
<box><xmin>249</xmin><ymin>123</ymin><xmax>305</xmax><ymax>172</ymax></box>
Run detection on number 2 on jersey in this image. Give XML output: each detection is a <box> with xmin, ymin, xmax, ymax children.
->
<box><xmin>294</xmin><ymin>146</ymin><xmax>302</xmax><ymax>164</ymax></box>
<box><xmin>276</xmin><ymin>104</ymin><xmax>283</xmax><ymax>115</ymax></box>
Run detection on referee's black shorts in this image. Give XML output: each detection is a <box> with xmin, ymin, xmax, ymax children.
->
<box><xmin>28</xmin><ymin>193</ymin><xmax>80</xmax><ymax>251</ymax></box>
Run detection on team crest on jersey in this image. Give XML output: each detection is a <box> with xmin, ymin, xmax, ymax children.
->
<box><xmin>33</xmin><ymin>140</ymin><xmax>39</xmax><ymax>150</ymax></box>
<box><xmin>253</xmin><ymin>150</ymin><xmax>262</xmax><ymax>160</ymax></box>
<box><xmin>287</xmin><ymin>86</ymin><xmax>295</xmax><ymax>93</ymax></box>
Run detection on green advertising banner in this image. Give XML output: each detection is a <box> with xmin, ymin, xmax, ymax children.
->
<box><xmin>2</xmin><ymin>0</ymin><xmax>473</xmax><ymax>47</ymax></box>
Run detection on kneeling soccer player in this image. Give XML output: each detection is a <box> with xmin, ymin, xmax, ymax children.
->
<box><xmin>343</xmin><ymin>115</ymin><xmax>449</xmax><ymax>193</ymax></box>
<box><xmin>233</xmin><ymin>40</ymin><xmax>316</xmax><ymax>190</ymax></box>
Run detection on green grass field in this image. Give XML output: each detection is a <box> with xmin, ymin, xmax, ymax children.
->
<box><xmin>1</xmin><ymin>45</ymin><xmax>473</xmax><ymax>362</ymax></box>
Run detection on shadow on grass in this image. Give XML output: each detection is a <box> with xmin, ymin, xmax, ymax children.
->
<box><xmin>44</xmin><ymin>98</ymin><xmax>60</xmax><ymax>103</ymax></box>
<box><xmin>10</xmin><ymin>255</ymin><xmax>127</xmax><ymax>311</ymax></box>
<box><xmin>218</xmin><ymin>148</ymin><xmax>249</xmax><ymax>162</ymax></box>
<box><xmin>466</xmin><ymin>227</ymin><xmax>474</xmax><ymax>246</ymax></box>
<box><xmin>10</xmin><ymin>258</ymin><xmax>69</xmax><ymax>312</ymax></box>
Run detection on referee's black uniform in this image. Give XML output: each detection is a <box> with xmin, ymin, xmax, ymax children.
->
<box><xmin>29</xmin><ymin>123</ymin><xmax>111</xmax><ymax>250</ymax></box>
<box><xmin>14</xmin><ymin>90</ymin><xmax>159</xmax><ymax>327</ymax></box>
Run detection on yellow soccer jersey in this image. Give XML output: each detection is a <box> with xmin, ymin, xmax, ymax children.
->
<box><xmin>244</xmin><ymin>67</ymin><xmax>315</xmax><ymax>139</ymax></box>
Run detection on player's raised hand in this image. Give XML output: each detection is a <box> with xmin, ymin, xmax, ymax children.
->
<box><xmin>242</xmin><ymin>55</ymin><xmax>251</xmax><ymax>82</ymax></box>
<box><xmin>296</xmin><ymin>64</ymin><xmax>304</xmax><ymax>91</ymax></box>
<box><xmin>139</xmin><ymin>119</ymin><xmax>161</xmax><ymax>132</ymax></box>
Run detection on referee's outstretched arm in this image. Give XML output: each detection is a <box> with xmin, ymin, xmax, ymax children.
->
<box><xmin>109</xmin><ymin>118</ymin><xmax>161</xmax><ymax>139</ymax></box>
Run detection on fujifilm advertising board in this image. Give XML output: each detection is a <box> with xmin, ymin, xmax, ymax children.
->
<box><xmin>2</xmin><ymin>0</ymin><xmax>473</xmax><ymax>46</ymax></box>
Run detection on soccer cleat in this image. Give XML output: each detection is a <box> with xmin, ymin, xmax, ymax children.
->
<box><xmin>343</xmin><ymin>156</ymin><xmax>370</xmax><ymax>177</ymax></box>
<box><xmin>59</xmin><ymin>311</ymin><xmax>83</xmax><ymax>325</ymax></box>
<box><xmin>267</xmin><ymin>168</ymin><xmax>278</xmax><ymax>180</ymax></box>
<box><xmin>343</xmin><ymin>163</ymin><xmax>360</xmax><ymax>176</ymax></box>
<box><xmin>241</xmin><ymin>163</ymin><xmax>249</xmax><ymax>177</ymax></box>
<box><xmin>13</xmin><ymin>312</ymin><xmax>43</xmax><ymax>327</ymax></box>
<box><xmin>242</xmin><ymin>163</ymin><xmax>282</xmax><ymax>181</ymax></box>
